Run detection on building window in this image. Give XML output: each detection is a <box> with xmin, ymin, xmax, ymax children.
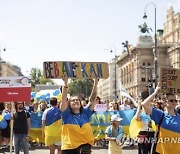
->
<box><xmin>142</xmin><ymin>78</ymin><xmax>146</xmax><ymax>82</ymax></box>
<box><xmin>147</xmin><ymin>62</ymin><xmax>151</xmax><ymax>66</ymax></box>
<box><xmin>141</xmin><ymin>69</ymin><xmax>146</xmax><ymax>82</ymax></box>
<box><xmin>143</xmin><ymin>62</ymin><xmax>146</xmax><ymax>66</ymax></box>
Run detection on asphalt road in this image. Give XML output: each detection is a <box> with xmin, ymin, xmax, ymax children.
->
<box><xmin>0</xmin><ymin>145</ymin><xmax>138</xmax><ymax>154</ymax></box>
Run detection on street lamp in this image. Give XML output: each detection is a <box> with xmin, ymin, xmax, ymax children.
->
<box><xmin>110</xmin><ymin>45</ymin><xmax>117</xmax><ymax>100</ymax></box>
<box><xmin>143</xmin><ymin>2</ymin><xmax>157</xmax><ymax>88</ymax></box>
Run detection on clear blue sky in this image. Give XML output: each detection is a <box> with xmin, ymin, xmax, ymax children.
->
<box><xmin>0</xmin><ymin>0</ymin><xmax>179</xmax><ymax>77</ymax></box>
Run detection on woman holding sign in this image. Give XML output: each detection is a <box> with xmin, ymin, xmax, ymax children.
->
<box><xmin>141</xmin><ymin>84</ymin><xmax>180</xmax><ymax>154</ymax></box>
<box><xmin>60</xmin><ymin>77</ymin><xmax>98</xmax><ymax>154</ymax></box>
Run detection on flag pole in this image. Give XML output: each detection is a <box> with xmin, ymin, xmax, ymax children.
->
<box><xmin>10</xmin><ymin>102</ymin><xmax>16</xmax><ymax>154</ymax></box>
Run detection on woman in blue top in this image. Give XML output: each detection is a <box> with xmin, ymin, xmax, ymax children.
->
<box><xmin>105</xmin><ymin>114</ymin><xmax>124</xmax><ymax>154</ymax></box>
<box><xmin>60</xmin><ymin>77</ymin><xmax>98</xmax><ymax>154</ymax></box>
<box><xmin>141</xmin><ymin>84</ymin><xmax>180</xmax><ymax>154</ymax></box>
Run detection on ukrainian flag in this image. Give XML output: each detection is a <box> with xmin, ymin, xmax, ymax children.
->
<box><xmin>44</xmin><ymin>107</ymin><xmax>62</xmax><ymax>146</ymax></box>
<box><xmin>30</xmin><ymin>112</ymin><xmax>44</xmax><ymax>143</ymax></box>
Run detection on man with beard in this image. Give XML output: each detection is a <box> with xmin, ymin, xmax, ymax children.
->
<box><xmin>13</xmin><ymin>102</ymin><xmax>31</xmax><ymax>154</ymax></box>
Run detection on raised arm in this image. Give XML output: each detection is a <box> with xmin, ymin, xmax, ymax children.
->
<box><xmin>141</xmin><ymin>84</ymin><xmax>161</xmax><ymax>115</ymax></box>
<box><xmin>88</xmin><ymin>78</ymin><xmax>98</xmax><ymax>111</ymax></box>
<box><xmin>60</xmin><ymin>77</ymin><xmax>68</xmax><ymax>112</ymax></box>
<box><xmin>133</xmin><ymin>101</ymin><xmax>142</xmax><ymax>121</ymax></box>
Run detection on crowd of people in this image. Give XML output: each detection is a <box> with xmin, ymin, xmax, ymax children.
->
<box><xmin>0</xmin><ymin>79</ymin><xmax>180</xmax><ymax>154</ymax></box>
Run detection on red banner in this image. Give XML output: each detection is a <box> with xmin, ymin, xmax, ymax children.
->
<box><xmin>0</xmin><ymin>87</ymin><xmax>31</xmax><ymax>102</ymax></box>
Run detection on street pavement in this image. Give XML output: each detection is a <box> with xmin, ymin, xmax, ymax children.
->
<box><xmin>0</xmin><ymin>145</ymin><xmax>138</xmax><ymax>154</ymax></box>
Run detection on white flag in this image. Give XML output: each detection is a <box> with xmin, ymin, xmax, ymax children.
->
<box><xmin>120</xmin><ymin>84</ymin><xmax>137</xmax><ymax>107</ymax></box>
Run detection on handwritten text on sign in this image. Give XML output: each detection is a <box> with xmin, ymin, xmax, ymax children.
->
<box><xmin>160</xmin><ymin>67</ymin><xmax>180</xmax><ymax>95</ymax></box>
<box><xmin>43</xmin><ymin>61</ymin><xmax>109</xmax><ymax>79</ymax></box>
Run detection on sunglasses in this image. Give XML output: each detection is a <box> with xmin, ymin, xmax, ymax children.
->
<box><xmin>169</xmin><ymin>99</ymin><xmax>177</xmax><ymax>103</ymax></box>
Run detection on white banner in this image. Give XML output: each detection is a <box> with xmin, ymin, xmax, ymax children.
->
<box><xmin>0</xmin><ymin>76</ymin><xmax>31</xmax><ymax>88</ymax></box>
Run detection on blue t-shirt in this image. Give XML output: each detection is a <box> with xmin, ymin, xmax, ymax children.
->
<box><xmin>61</xmin><ymin>107</ymin><xmax>93</xmax><ymax>127</ymax></box>
<box><xmin>105</xmin><ymin>125</ymin><xmax>123</xmax><ymax>137</ymax></box>
<box><xmin>151</xmin><ymin>107</ymin><xmax>180</xmax><ymax>154</ymax></box>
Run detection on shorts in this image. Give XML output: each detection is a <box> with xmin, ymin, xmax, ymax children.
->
<box><xmin>55</xmin><ymin>141</ymin><xmax>61</xmax><ymax>146</ymax></box>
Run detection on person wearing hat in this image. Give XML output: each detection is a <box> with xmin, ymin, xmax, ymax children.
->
<box><xmin>105</xmin><ymin>114</ymin><xmax>124</xmax><ymax>154</ymax></box>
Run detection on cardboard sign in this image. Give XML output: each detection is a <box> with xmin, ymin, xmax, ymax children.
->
<box><xmin>94</xmin><ymin>104</ymin><xmax>107</xmax><ymax>112</ymax></box>
<box><xmin>43</xmin><ymin>61</ymin><xmax>109</xmax><ymax>79</ymax></box>
<box><xmin>0</xmin><ymin>76</ymin><xmax>31</xmax><ymax>102</ymax></box>
<box><xmin>159</xmin><ymin>67</ymin><xmax>180</xmax><ymax>95</ymax></box>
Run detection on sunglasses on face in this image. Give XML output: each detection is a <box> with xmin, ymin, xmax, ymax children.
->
<box><xmin>169</xmin><ymin>99</ymin><xmax>177</xmax><ymax>103</ymax></box>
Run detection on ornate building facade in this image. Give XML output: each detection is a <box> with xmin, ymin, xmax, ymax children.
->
<box><xmin>97</xmin><ymin>6</ymin><xmax>180</xmax><ymax>101</ymax></box>
<box><xmin>118</xmin><ymin>6</ymin><xmax>180</xmax><ymax>99</ymax></box>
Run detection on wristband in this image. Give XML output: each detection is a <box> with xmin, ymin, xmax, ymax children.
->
<box><xmin>64</xmin><ymin>86</ymin><xmax>68</xmax><ymax>88</ymax></box>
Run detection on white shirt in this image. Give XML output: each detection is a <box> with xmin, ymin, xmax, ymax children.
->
<box><xmin>120</xmin><ymin>104</ymin><xmax>131</xmax><ymax>110</ymax></box>
<box><xmin>42</xmin><ymin>107</ymin><xmax>53</xmax><ymax>121</ymax></box>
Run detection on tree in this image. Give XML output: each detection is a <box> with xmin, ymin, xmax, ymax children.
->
<box><xmin>30</xmin><ymin>68</ymin><xmax>54</xmax><ymax>90</ymax></box>
<box><xmin>68</xmin><ymin>79</ymin><xmax>94</xmax><ymax>99</ymax></box>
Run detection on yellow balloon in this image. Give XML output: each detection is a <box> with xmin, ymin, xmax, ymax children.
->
<box><xmin>129</xmin><ymin>118</ymin><xmax>142</xmax><ymax>140</ymax></box>
<box><xmin>0</xmin><ymin>115</ymin><xmax>3</xmax><ymax>121</ymax></box>
<box><xmin>36</xmin><ymin>92</ymin><xmax>41</xmax><ymax>97</ymax></box>
<box><xmin>57</xmin><ymin>94</ymin><xmax>62</xmax><ymax>102</ymax></box>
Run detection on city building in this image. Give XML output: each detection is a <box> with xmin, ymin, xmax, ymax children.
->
<box><xmin>97</xmin><ymin>6</ymin><xmax>180</xmax><ymax>101</ymax></box>
<box><xmin>0</xmin><ymin>58</ymin><xmax>23</xmax><ymax>77</ymax></box>
<box><xmin>118</xmin><ymin>6</ymin><xmax>180</xmax><ymax>99</ymax></box>
<box><xmin>97</xmin><ymin>57</ymin><xmax>120</xmax><ymax>101</ymax></box>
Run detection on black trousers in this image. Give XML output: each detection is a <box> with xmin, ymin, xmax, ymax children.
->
<box><xmin>138</xmin><ymin>142</ymin><xmax>152</xmax><ymax>154</ymax></box>
<box><xmin>138</xmin><ymin>131</ymin><xmax>155</xmax><ymax>154</ymax></box>
<box><xmin>62</xmin><ymin>144</ymin><xmax>91</xmax><ymax>154</ymax></box>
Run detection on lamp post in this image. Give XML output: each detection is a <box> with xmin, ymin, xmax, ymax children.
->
<box><xmin>110</xmin><ymin>45</ymin><xmax>117</xmax><ymax>100</ymax></box>
<box><xmin>143</xmin><ymin>2</ymin><xmax>157</xmax><ymax>88</ymax></box>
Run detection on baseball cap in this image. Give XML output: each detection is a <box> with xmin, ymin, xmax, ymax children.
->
<box><xmin>111</xmin><ymin>114</ymin><xmax>123</xmax><ymax>122</ymax></box>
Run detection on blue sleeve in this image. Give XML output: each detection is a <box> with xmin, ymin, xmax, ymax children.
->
<box><xmin>151</xmin><ymin>107</ymin><xmax>164</xmax><ymax>125</ymax></box>
<box><xmin>105</xmin><ymin>126</ymin><xmax>111</xmax><ymax>136</ymax></box>
<box><xmin>61</xmin><ymin>108</ymin><xmax>70</xmax><ymax>120</ymax></box>
<box><xmin>83</xmin><ymin>107</ymin><xmax>94</xmax><ymax>117</ymax></box>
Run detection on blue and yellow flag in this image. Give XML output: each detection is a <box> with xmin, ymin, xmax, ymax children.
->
<box><xmin>29</xmin><ymin>109</ymin><xmax>136</xmax><ymax>144</ymax></box>
<box><xmin>44</xmin><ymin>107</ymin><xmax>62</xmax><ymax>146</ymax></box>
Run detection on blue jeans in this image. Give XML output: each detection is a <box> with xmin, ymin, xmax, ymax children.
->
<box><xmin>14</xmin><ymin>134</ymin><xmax>29</xmax><ymax>154</ymax></box>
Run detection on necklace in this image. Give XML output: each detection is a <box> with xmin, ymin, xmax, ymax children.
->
<box><xmin>74</xmin><ymin>114</ymin><xmax>81</xmax><ymax>118</ymax></box>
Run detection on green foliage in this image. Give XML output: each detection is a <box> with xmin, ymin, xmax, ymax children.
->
<box><xmin>30</xmin><ymin>68</ymin><xmax>54</xmax><ymax>90</ymax></box>
<box><xmin>68</xmin><ymin>79</ymin><xmax>93</xmax><ymax>99</ymax></box>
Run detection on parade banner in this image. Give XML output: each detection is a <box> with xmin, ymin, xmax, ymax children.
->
<box><xmin>27</xmin><ymin>109</ymin><xmax>136</xmax><ymax>143</ymax></box>
<box><xmin>43</xmin><ymin>61</ymin><xmax>109</xmax><ymax>79</ymax></box>
<box><xmin>159</xmin><ymin>67</ymin><xmax>180</xmax><ymax>95</ymax></box>
<box><xmin>0</xmin><ymin>76</ymin><xmax>31</xmax><ymax>102</ymax></box>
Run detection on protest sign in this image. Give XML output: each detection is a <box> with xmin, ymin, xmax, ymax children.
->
<box><xmin>94</xmin><ymin>104</ymin><xmax>107</xmax><ymax>112</ymax></box>
<box><xmin>43</xmin><ymin>61</ymin><xmax>109</xmax><ymax>79</ymax></box>
<box><xmin>0</xmin><ymin>76</ymin><xmax>31</xmax><ymax>102</ymax></box>
<box><xmin>159</xmin><ymin>67</ymin><xmax>180</xmax><ymax>95</ymax></box>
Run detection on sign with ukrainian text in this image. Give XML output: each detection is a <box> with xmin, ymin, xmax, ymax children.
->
<box><xmin>43</xmin><ymin>61</ymin><xmax>109</xmax><ymax>79</ymax></box>
<box><xmin>0</xmin><ymin>76</ymin><xmax>31</xmax><ymax>102</ymax></box>
<box><xmin>159</xmin><ymin>67</ymin><xmax>180</xmax><ymax>95</ymax></box>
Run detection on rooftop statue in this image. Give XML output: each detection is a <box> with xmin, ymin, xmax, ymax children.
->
<box><xmin>138</xmin><ymin>22</ymin><xmax>152</xmax><ymax>34</ymax></box>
